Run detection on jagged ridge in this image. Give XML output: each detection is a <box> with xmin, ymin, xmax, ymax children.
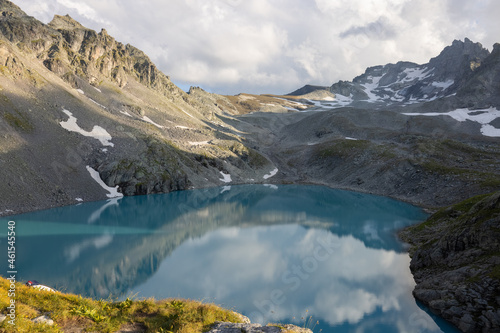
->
<box><xmin>289</xmin><ymin>38</ymin><xmax>497</xmax><ymax>110</ymax></box>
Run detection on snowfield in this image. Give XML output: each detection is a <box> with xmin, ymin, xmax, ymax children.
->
<box><xmin>403</xmin><ymin>107</ymin><xmax>500</xmax><ymax>137</ymax></box>
<box><xmin>89</xmin><ymin>98</ymin><xmax>107</xmax><ymax>109</ymax></box>
<box><xmin>361</xmin><ymin>75</ymin><xmax>383</xmax><ymax>102</ymax></box>
<box><xmin>402</xmin><ymin>67</ymin><xmax>432</xmax><ymax>82</ymax></box>
<box><xmin>189</xmin><ymin>141</ymin><xmax>210</xmax><ymax>146</ymax></box>
<box><xmin>59</xmin><ymin>109</ymin><xmax>114</xmax><ymax>147</ymax></box>
<box><xmin>120</xmin><ymin>110</ymin><xmax>133</xmax><ymax>117</ymax></box>
<box><xmin>86</xmin><ymin>166</ymin><xmax>123</xmax><ymax>198</ymax></box>
<box><xmin>263</xmin><ymin>168</ymin><xmax>278</xmax><ymax>179</ymax></box>
<box><xmin>219</xmin><ymin>171</ymin><xmax>232</xmax><ymax>183</ymax></box>
<box><xmin>431</xmin><ymin>80</ymin><xmax>454</xmax><ymax>89</ymax></box>
<box><xmin>142</xmin><ymin>116</ymin><xmax>165</xmax><ymax>129</ymax></box>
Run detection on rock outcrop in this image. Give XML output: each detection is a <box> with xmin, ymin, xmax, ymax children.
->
<box><xmin>399</xmin><ymin>192</ymin><xmax>500</xmax><ymax>332</ymax></box>
<box><xmin>0</xmin><ymin>0</ymin><xmax>183</xmax><ymax>98</ymax></box>
<box><xmin>458</xmin><ymin>43</ymin><xmax>500</xmax><ymax>108</ymax></box>
<box><xmin>208</xmin><ymin>322</ymin><xmax>312</xmax><ymax>333</ymax></box>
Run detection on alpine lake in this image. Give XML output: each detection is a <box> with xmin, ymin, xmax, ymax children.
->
<box><xmin>0</xmin><ymin>184</ymin><xmax>459</xmax><ymax>332</ymax></box>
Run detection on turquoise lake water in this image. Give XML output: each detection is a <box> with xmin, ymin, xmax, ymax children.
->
<box><xmin>0</xmin><ymin>184</ymin><xmax>459</xmax><ymax>332</ymax></box>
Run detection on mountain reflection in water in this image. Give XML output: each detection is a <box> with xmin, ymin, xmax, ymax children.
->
<box><xmin>0</xmin><ymin>185</ymin><xmax>458</xmax><ymax>332</ymax></box>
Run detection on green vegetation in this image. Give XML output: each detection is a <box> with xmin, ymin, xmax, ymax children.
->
<box><xmin>0</xmin><ymin>277</ymin><xmax>243</xmax><ymax>332</ymax></box>
<box><xmin>0</xmin><ymin>93</ymin><xmax>34</xmax><ymax>133</ymax></box>
<box><xmin>314</xmin><ymin>138</ymin><xmax>401</xmax><ymax>161</ymax></box>
<box><xmin>408</xmin><ymin>192</ymin><xmax>494</xmax><ymax>232</ymax></box>
<box><xmin>315</xmin><ymin>139</ymin><xmax>371</xmax><ymax>159</ymax></box>
<box><xmin>420</xmin><ymin>161</ymin><xmax>468</xmax><ymax>176</ymax></box>
<box><xmin>490</xmin><ymin>264</ymin><xmax>500</xmax><ymax>280</ymax></box>
<box><xmin>421</xmin><ymin>161</ymin><xmax>500</xmax><ymax>187</ymax></box>
<box><xmin>406</xmin><ymin>137</ymin><xmax>500</xmax><ymax>189</ymax></box>
<box><xmin>3</xmin><ymin>111</ymin><xmax>34</xmax><ymax>132</ymax></box>
<box><xmin>480</xmin><ymin>174</ymin><xmax>500</xmax><ymax>188</ymax></box>
<box><xmin>247</xmin><ymin>147</ymin><xmax>269</xmax><ymax>168</ymax></box>
<box><xmin>224</xmin><ymin>141</ymin><xmax>269</xmax><ymax>168</ymax></box>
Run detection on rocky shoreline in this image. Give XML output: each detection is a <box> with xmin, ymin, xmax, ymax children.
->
<box><xmin>208</xmin><ymin>322</ymin><xmax>312</xmax><ymax>333</ymax></box>
<box><xmin>399</xmin><ymin>191</ymin><xmax>500</xmax><ymax>332</ymax></box>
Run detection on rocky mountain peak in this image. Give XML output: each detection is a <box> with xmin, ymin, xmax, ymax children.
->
<box><xmin>456</xmin><ymin>39</ymin><xmax>500</xmax><ymax>106</ymax></box>
<box><xmin>0</xmin><ymin>8</ymin><xmax>185</xmax><ymax>99</ymax></box>
<box><xmin>428</xmin><ymin>38</ymin><xmax>490</xmax><ymax>80</ymax></box>
<box><xmin>48</xmin><ymin>14</ymin><xmax>87</xmax><ymax>31</ymax></box>
<box><xmin>0</xmin><ymin>0</ymin><xmax>26</xmax><ymax>19</ymax></box>
<box><xmin>443</xmin><ymin>37</ymin><xmax>486</xmax><ymax>57</ymax></box>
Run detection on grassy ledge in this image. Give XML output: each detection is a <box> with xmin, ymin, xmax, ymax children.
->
<box><xmin>0</xmin><ymin>277</ymin><xmax>244</xmax><ymax>332</ymax></box>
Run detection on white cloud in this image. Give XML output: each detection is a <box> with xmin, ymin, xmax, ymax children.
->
<box><xmin>55</xmin><ymin>0</ymin><xmax>97</xmax><ymax>21</ymax></box>
<box><xmin>15</xmin><ymin>0</ymin><xmax>500</xmax><ymax>94</ymax></box>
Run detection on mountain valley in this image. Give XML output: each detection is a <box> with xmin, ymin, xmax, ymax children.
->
<box><xmin>0</xmin><ymin>0</ymin><xmax>499</xmax><ymax>215</ymax></box>
<box><xmin>0</xmin><ymin>1</ymin><xmax>499</xmax><ymax>331</ymax></box>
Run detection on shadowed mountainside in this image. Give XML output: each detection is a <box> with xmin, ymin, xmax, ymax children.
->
<box><xmin>400</xmin><ymin>191</ymin><xmax>500</xmax><ymax>332</ymax></box>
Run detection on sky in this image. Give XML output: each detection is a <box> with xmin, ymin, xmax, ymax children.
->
<box><xmin>14</xmin><ymin>0</ymin><xmax>500</xmax><ymax>95</ymax></box>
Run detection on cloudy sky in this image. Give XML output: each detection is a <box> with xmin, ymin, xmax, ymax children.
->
<box><xmin>15</xmin><ymin>0</ymin><xmax>500</xmax><ymax>95</ymax></box>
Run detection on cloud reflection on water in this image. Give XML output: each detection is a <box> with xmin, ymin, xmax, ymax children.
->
<box><xmin>1</xmin><ymin>185</ymin><xmax>454</xmax><ymax>332</ymax></box>
<box><xmin>130</xmin><ymin>224</ymin><xmax>442</xmax><ymax>332</ymax></box>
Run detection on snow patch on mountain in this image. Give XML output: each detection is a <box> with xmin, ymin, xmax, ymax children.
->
<box><xmin>361</xmin><ymin>75</ymin><xmax>383</xmax><ymax>102</ymax></box>
<box><xmin>86</xmin><ymin>166</ymin><xmax>123</xmax><ymax>198</ymax></box>
<box><xmin>142</xmin><ymin>116</ymin><xmax>164</xmax><ymax>129</ymax></box>
<box><xmin>59</xmin><ymin>109</ymin><xmax>114</xmax><ymax>146</ymax></box>
<box><xmin>402</xmin><ymin>67</ymin><xmax>432</xmax><ymax>82</ymax></box>
<box><xmin>403</xmin><ymin>107</ymin><xmax>500</xmax><ymax>137</ymax></box>
<box><xmin>431</xmin><ymin>80</ymin><xmax>454</xmax><ymax>89</ymax></box>
<box><xmin>289</xmin><ymin>39</ymin><xmax>491</xmax><ymax>111</ymax></box>
<box><xmin>89</xmin><ymin>98</ymin><xmax>107</xmax><ymax>109</ymax></box>
<box><xmin>219</xmin><ymin>171</ymin><xmax>232</xmax><ymax>183</ymax></box>
<box><xmin>263</xmin><ymin>168</ymin><xmax>278</xmax><ymax>179</ymax></box>
<box><xmin>120</xmin><ymin>110</ymin><xmax>133</xmax><ymax>117</ymax></box>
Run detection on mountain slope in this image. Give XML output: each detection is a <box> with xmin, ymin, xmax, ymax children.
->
<box><xmin>0</xmin><ymin>0</ymin><xmax>498</xmax><ymax>216</ymax></box>
<box><xmin>0</xmin><ymin>0</ymin><xmax>274</xmax><ymax>215</ymax></box>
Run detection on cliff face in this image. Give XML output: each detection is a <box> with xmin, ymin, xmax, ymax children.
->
<box><xmin>400</xmin><ymin>192</ymin><xmax>500</xmax><ymax>332</ymax></box>
<box><xmin>0</xmin><ymin>2</ymin><xmax>182</xmax><ymax>98</ymax></box>
<box><xmin>457</xmin><ymin>43</ymin><xmax>500</xmax><ymax>107</ymax></box>
<box><xmin>427</xmin><ymin>38</ymin><xmax>490</xmax><ymax>83</ymax></box>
